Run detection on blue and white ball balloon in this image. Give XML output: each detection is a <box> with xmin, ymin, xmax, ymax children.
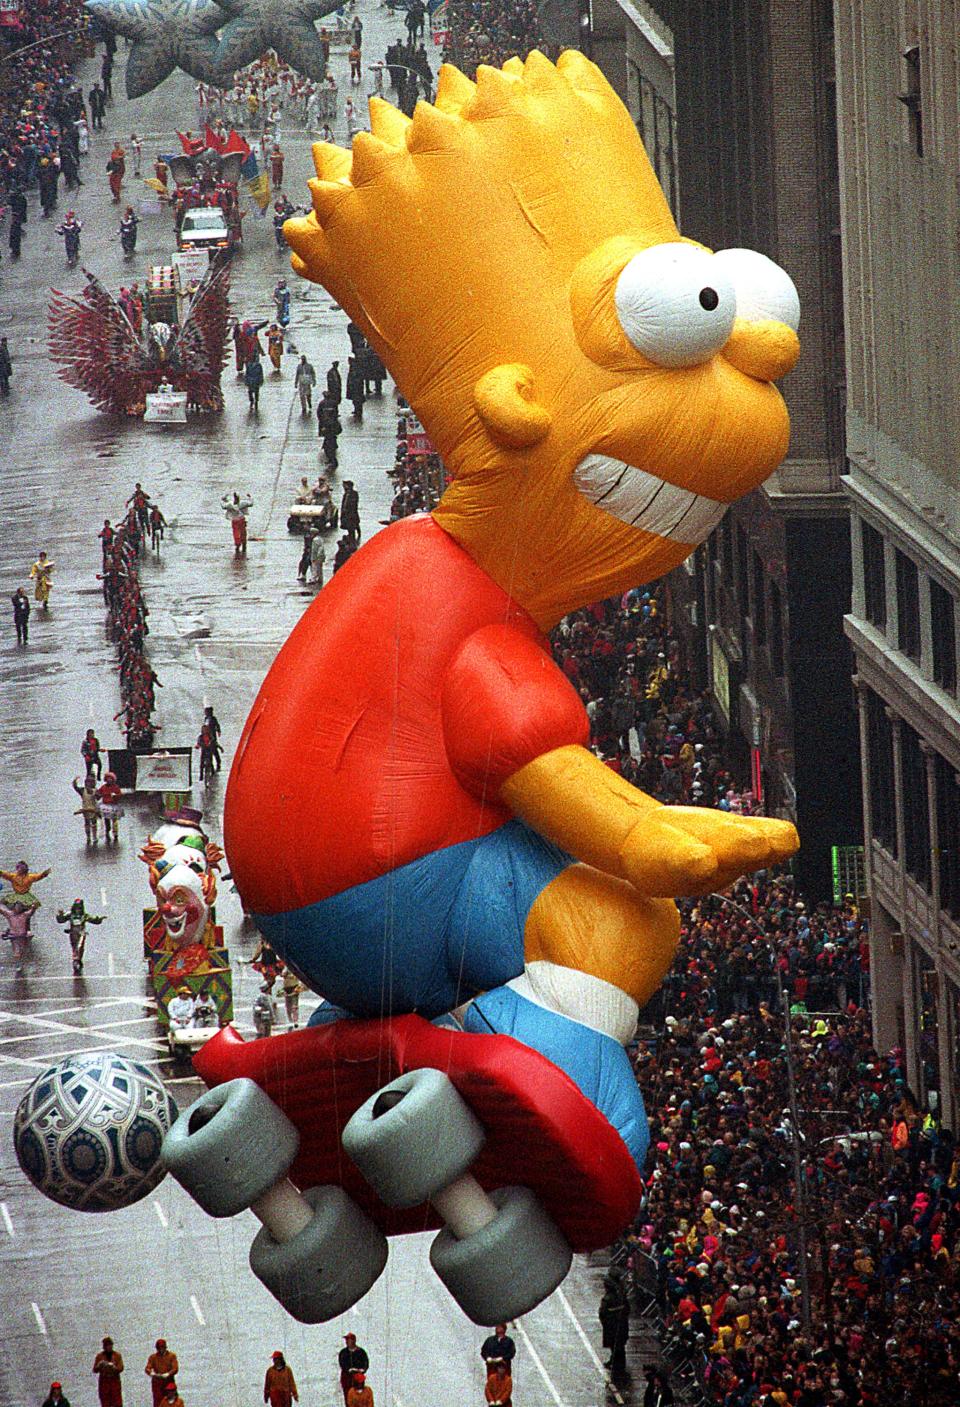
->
<box><xmin>14</xmin><ymin>1053</ymin><xmax>178</xmax><ymax>1211</ymax></box>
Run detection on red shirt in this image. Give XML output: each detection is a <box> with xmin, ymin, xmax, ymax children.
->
<box><xmin>226</xmin><ymin>517</ymin><xmax>588</xmax><ymax>912</ymax></box>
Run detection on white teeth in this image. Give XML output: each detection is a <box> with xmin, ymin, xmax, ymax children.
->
<box><xmin>573</xmin><ymin>453</ymin><xmax>727</xmax><ymax>544</ymax></box>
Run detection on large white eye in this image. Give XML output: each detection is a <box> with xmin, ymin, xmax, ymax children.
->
<box><xmin>614</xmin><ymin>243</ymin><xmax>737</xmax><ymax>368</ymax></box>
<box><xmin>712</xmin><ymin>248</ymin><xmax>800</xmax><ymax>331</ymax></box>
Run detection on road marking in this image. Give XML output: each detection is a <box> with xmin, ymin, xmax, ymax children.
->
<box><xmin>100</xmin><ymin>887</ymin><xmax>107</xmax><ymax>907</ymax></box>
<box><xmin>515</xmin><ymin>1320</ymin><xmax>565</xmax><ymax>1407</ymax></box>
<box><xmin>556</xmin><ymin>1287</ymin><xmax>624</xmax><ymax>1405</ymax></box>
<box><xmin>0</xmin><ymin>995</ymin><xmax>143</xmax><ymax>1016</ymax></box>
<box><xmin>31</xmin><ymin>1302</ymin><xmax>47</xmax><ymax>1334</ymax></box>
<box><xmin>153</xmin><ymin>1201</ymin><xmax>168</xmax><ymax>1229</ymax></box>
<box><xmin>108</xmin><ymin>952</ymin><xmax>116</xmax><ymax>977</ymax></box>
<box><xmin>0</xmin><ymin>1015</ymin><xmax>159</xmax><ymax>1047</ymax></box>
<box><xmin>0</xmin><ymin>979</ymin><xmax>145</xmax><ymax>990</ymax></box>
<box><xmin>0</xmin><ymin>1202</ymin><xmax>13</xmax><ymax>1237</ymax></box>
<box><xmin>0</xmin><ymin>1007</ymin><xmax>162</xmax><ymax>1051</ymax></box>
<box><xmin>190</xmin><ymin>1295</ymin><xmax>206</xmax><ymax>1326</ymax></box>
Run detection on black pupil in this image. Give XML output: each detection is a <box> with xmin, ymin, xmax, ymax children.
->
<box><xmin>699</xmin><ymin>287</ymin><xmax>720</xmax><ymax>311</ymax></box>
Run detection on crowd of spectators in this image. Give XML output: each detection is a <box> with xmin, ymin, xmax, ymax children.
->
<box><xmin>553</xmin><ymin>587</ymin><xmax>959</xmax><ymax>1403</ymax></box>
<box><xmin>637</xmin><ymin>941</ymin><xmax>959</xmax><ymax>1406</ymax></box>
<box><xmin>446</xmin><ymin>0</ymin><xmax>542</xmax><ymax>72</ymax></box>
<box><xmin>553</xmin><ymin>593</ymin><xmax>759</xmax><ymax>814</ymax></box>
<box><xmin>0</xmin><ymin>2</ymin><xmax>90</xmax><ymax>219</ymax></box>
<box><xmin>386</xmin><ymin>402</ymin><xmax>445</xmax><ymax>522</ymax></box>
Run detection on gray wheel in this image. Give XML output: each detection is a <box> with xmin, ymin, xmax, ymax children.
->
<box><xmin>430</xmin><ymin>1185</ymin><xmax>572</xmax><ymax>1324</ymax></box>
<box><xmin>249</xmin><ymin>1184</ymin><xmax>388</xmax><ymax>1322</ymax></box>
<box><xmin>161</xmin><ymin>1078</ymin><xmax>298</xmax><ymax>1217</ymax></box>
<box><xmin>342</xmin><ymin>1067</ymin><xmax>485</xmax><ymax>1208</ymax></box>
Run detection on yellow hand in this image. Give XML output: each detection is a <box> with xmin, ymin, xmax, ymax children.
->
<box><xmin>502</xmin><ymin>745</ymin><xmax>799</xmax><ymax>897</ymax></box>
<box><xmin>620</xmin><ymin>806</ymin><xmax>798</xmax><ymax>897</ymax></box>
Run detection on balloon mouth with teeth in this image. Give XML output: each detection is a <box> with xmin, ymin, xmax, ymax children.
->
<box><xmin>157</xmin><ymin>880</ymin><xmax>206</xmax><ymax>949</ymax></box>
<box><xmin>572</xmin><ymin>452</ymin><xmax>727</xmax><ymax>546</ymax></box>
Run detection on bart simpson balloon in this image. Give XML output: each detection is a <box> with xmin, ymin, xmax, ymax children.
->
<box><xmin>225</xmin><ymin>49</ymin><xmax>800</xmax><ymax>1236</ymax></box>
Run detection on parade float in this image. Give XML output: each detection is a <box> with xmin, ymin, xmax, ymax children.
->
<box><xmin>140</xmin><ymin>807</ymin><xmax>233</xmax><ymax>1053</ymax></box>
<box><xmin>48</xmin><ymin>263</ymin><xmax>230</xmax><ymax>417</ymax></box>
<box><xmin>17</xmin><ymin>50</ymin><xmax>802</xmax><ymax>1328</ymax></box>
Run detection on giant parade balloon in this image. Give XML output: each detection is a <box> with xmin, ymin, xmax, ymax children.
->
<box><xmin>85</xmin><ymin>0</ymin><xmax>338</xmax><ymax>97</ymax></box>
<box><xmin>218</xmin><ymin>49</ymin><xmax>801</xmax><ymax>1321</ymax></box>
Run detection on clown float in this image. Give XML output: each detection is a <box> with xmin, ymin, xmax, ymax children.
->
<box><xmin>15</xmin><ymin>52</ymin><xmax>800</xmax><ymax>1326</ymax></box>
<box><xmin>140</xmin><ymin>807</ymin><xmax>233</xmax><ymax>1038</ymax></box>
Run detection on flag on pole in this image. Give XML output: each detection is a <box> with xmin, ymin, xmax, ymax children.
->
<box><xmin>177</xmin><ymin>131</ymin><xmax>205</xmax><ymax>156</ymax></box>
<box><xmin>223</xmin><ymin>130</ymin><xmax>251</xmax><ymax>158</ymax></box>
<box><xmin>240</xmin><ymin>149</ymin><xmax>270</xmax><ymax>210</ymax></box>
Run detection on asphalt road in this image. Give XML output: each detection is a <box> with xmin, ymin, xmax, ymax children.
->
<box><xmin>0</xmin><ymin>8</ymin><xmax>657</xmax><ymax>1406</ymax></box>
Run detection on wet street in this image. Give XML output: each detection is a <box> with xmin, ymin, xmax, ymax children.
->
<box><xmin>0</xmin><ymin>9</ymin><xmax>655</xmax><ymax>1406</ymax></box>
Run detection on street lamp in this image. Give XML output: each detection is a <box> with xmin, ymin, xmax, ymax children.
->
<box><xmin>707</xmin><ymin>891</ymin><xmax>813</xmax><ymax>1335</ymax></box>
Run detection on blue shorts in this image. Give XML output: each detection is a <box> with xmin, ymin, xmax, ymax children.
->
<box><xmin>256</xmin><ymin>819</ymin><xmax>573</xmax><ymax>1018</ymax></box>
<box><xmin>464</xmin><ymin>987</ymin><xmax>649</xmax><ymax>1172</ymax></box>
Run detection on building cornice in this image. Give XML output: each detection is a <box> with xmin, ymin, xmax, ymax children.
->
<box><xmin>846</xmin><ymin>614</ymin><xmax>960</xmax><ymax>770</ymax></box>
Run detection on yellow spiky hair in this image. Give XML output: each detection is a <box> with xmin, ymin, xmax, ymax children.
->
<box><xmin>284</xmin><ymin>50</ymin><xmax>678</xmax><ymax>452</ymax></box>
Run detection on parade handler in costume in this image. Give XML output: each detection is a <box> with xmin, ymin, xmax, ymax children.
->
<box><xmin>156</xmin><ymin>50</ymin><xmax>804</xmax><ymax>1329</ymax></box>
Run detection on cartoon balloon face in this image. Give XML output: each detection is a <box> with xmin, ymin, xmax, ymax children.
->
<box><xmin>153</xmin><ymin>860</ymin><xmax>209</xmax><ymax>948</ymax></box>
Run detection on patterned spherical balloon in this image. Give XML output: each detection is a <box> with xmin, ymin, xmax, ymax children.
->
<box><xmin>14</xmin><ymin>1053</ymin><xmax>179</xmax><ymax>1212</ymax></box>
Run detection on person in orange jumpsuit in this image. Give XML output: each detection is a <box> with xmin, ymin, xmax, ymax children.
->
<box><xmin>484</xmin><ymin>1362</ymin><xmax>512</xmax><ymax>1407</ymax></box>
<box><xmin>144</xmin><ymin>1341</ymin><xmax>178</xmax><ymax>1407</ymax></box>
<box><xmin>92</xmin><ymin>1339</ymin><xmax>124</xmax><ymax>1407</ymax></box>
<box><xmin>158</xmin><ymin>1382</ymin><xmax>182</xmax><ymax>1407</ymax></box>
<box><xmin>107</xmin><ymin>145</ymin><xmax>125</xmax><ymax>203</ymax></box>
<box><xmin>263</xmin><ymin>1353</ymin><xmax>298</xmax><ymax>1407</ymax></box>
<box><xmin>345</xmin><ymin>1373</ymin><xmax>373</xmax><ymax>1407</ymax></box>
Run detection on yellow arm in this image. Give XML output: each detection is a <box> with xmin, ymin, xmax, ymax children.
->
<box><xmin>501</xmin><ymin>744</ymin><xmax>798</xmax><ymax>898</ymax></box>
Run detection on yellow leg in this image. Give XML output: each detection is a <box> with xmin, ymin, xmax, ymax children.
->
<box><xmin>523</xmin><ymin>863</ymin><xmax>680</xmax><ymax>1008</ymax></box>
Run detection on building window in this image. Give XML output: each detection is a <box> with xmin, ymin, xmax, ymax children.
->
<box><xmin>931</xmin><ymin>579</ymin><xmax>957</xmax><ymax>693</ymax></box>
<box><xmin>899</xmin><ymin>44</ymin><xmax>924</xmax><ymax>157</ymax></box>
<box><xmin>736</xmin><ymin>526</ymin><xmax>749</xmax><ymax>611</ymax></box>
<box><xmin>753</xmin><ymin>551</ymin><xmax>766</xmax><ymax>646</ymax></box>
<box><xmin>769</xmin><ymin>579</ymin><xmax>785</xmax><ymax>676</ymax></box>
<box><xmin>867</xmin><ymin>689</ymin><xmax>897</xmax><ymax>855</ymax></box>
<box><xmin>901</xmin><ymin>723</ymin><xmax>930</xmax><ymax>889</ymax></box>
<box><xmin>704</xmin><ymin>534</ymin><xmax>717</xmax><ymax>621</ymax></box>
<box><xmin>862</xmin><ymin>520</ymin><xmax>887</xmax><ymax>630</ymax></box>
<box><xmin>936</xmin><ymin>753</ymin><xmax>960</xmax><ymax>921</ymax></box>
<box><xmin>721</xmin><ymin>516</ymin><xmax>734</xmax><ymax>581</ymax></box>
<box><xmin>896</xmin><ymin>549</ymin><xmax>921</xmax><ymax>661</ymax></box>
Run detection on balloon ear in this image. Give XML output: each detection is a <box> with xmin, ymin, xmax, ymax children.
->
<box><xmin>473</xmin><ymin>363</ymin><xmax>552</xmax><ymax>449</ymax></box>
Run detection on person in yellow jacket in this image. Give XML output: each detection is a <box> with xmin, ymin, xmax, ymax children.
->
<box><xmin>264</xmin><ymin>1353</ymin><xmax>297</xmax><ymax>1407</ymax></box>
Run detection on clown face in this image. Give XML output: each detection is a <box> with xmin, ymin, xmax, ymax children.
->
<box><xmin>154</xmin><ymin>861</ymin><xmax>209</xmax><ymax>948</ymax></box>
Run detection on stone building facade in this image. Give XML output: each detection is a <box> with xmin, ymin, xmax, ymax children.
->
<box><xmin>837</xmin><ymin>0</ymin><xmax>960</xmax><ymax>1129</ymax></box>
